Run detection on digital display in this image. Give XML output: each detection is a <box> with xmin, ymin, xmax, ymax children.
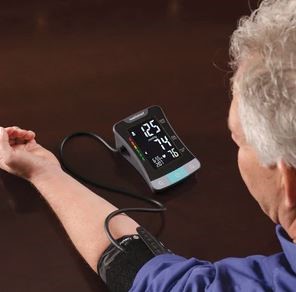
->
<box><xmin>128</xmin><ymin>118</ymin><xmax>181</xmax><ymax>169</ymax></box>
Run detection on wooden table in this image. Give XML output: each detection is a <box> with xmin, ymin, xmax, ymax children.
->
<box><xmin>0</xmin><ymin>1</ymin><xmax>280</xmax><ymax>291</ymax></box>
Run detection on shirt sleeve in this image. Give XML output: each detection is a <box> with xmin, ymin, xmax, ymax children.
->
<box><xmin>129</xmin><ymin>253</ymin><xmax>282</xmax><ymax>291</ymax></box>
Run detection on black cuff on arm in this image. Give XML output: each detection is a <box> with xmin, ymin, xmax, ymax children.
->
<box><xmin>98</xmin><ymin>227</ymin><xmax>171</xmax><ymax>292</ymax></box>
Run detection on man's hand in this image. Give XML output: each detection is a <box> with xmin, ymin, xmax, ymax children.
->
<box><xmin>0</xmin><ymin>126</ymin><xmax>61</xmax><ymax>180</ymax></box>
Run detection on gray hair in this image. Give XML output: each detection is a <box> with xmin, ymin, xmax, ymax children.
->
<box><xmin>230</xmin><ymin>0</ymin><xmax>296</xmax><ymax>167</ymax></box>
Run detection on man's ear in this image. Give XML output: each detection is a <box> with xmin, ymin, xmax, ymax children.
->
<box><xmin>278</xmin><ymin>160</ymin><xmax>296</xmax><ymax>208</ymax></box>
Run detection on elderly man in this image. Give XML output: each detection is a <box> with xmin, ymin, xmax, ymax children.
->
<box><xmin>1</xmin><ymin>0</ymin><xmax>296</xmax><ymax>291</ymax></box>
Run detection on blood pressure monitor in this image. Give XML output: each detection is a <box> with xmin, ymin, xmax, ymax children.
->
<box><xmin>113</xmin><ymin>105</ymin><xmax>200</xmax><ymax>191</ymax></box>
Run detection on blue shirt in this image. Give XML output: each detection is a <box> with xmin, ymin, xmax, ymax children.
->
<box><xmin>130</xmin><ymin>225</ymin><xmax>296</xmax><ymax>291</ymax></box>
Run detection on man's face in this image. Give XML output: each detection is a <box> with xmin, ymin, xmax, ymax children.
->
<box><xmin>228</xmin><ymin>95</ymin><xmax>282</xmax><ymax>223</ymax></box>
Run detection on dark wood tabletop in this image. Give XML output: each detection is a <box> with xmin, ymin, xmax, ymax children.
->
<box><xmin>0</xmin><ymin>1</ymin><xmax>281</xmax><ymax>291</ymax></box>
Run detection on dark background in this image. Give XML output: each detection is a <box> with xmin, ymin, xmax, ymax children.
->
<box><xmin>0</xmin><ymin>1</ymin><xmax>280</xmax><ymax>291</ymax></box>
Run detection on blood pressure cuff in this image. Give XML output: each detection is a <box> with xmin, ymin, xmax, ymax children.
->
<box><xmin>98</xmin><ymin>226</ymin><xmax>171</xmax><ymax>292</ymax></box>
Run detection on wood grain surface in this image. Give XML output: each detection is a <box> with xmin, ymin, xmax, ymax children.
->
<box><xmin>0</xmin><ymin>1</ymin><xmax>280</xmax><ymax>291</ymax></box>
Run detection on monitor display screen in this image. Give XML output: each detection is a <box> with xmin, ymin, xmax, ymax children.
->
<box><xmin>129</xmin><ymin>118</ymin><xmax>181</xmax><ymax>169</ymax></box>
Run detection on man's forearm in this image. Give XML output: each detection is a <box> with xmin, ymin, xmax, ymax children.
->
<box><xmin>30</xmin><ymin>168</ymin><xmax>139</xmax><ymax>272</ymax></box>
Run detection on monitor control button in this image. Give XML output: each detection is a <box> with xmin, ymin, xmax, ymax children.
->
<box><xmin>184</xmin><ymin>158</ymin><xmax>201</xmax><ymax>174</ymax></box>
<box><xmin>151</xmin><ymin>177</ymin><xmax>169</xmax><ymax>190</ymax></box>
<box><xmin>167</xmin><ymin>167</ymin><xmax>188</xmax><ymax>184</ymax></box>
<box><xmin>158</xmin><ymin>179</ymin><xmax>166</xmax><ymax>187</ymax></box>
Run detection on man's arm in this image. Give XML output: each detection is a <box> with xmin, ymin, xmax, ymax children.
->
<box><xmin>0</xmin><ymin>126</ymin><xmax>139</xmax><ymax>272</ymax></box>
<box><xmin>30</xmin><ymin>169</ymin><xmax>139</xmax><ymax>272</ymax></box>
